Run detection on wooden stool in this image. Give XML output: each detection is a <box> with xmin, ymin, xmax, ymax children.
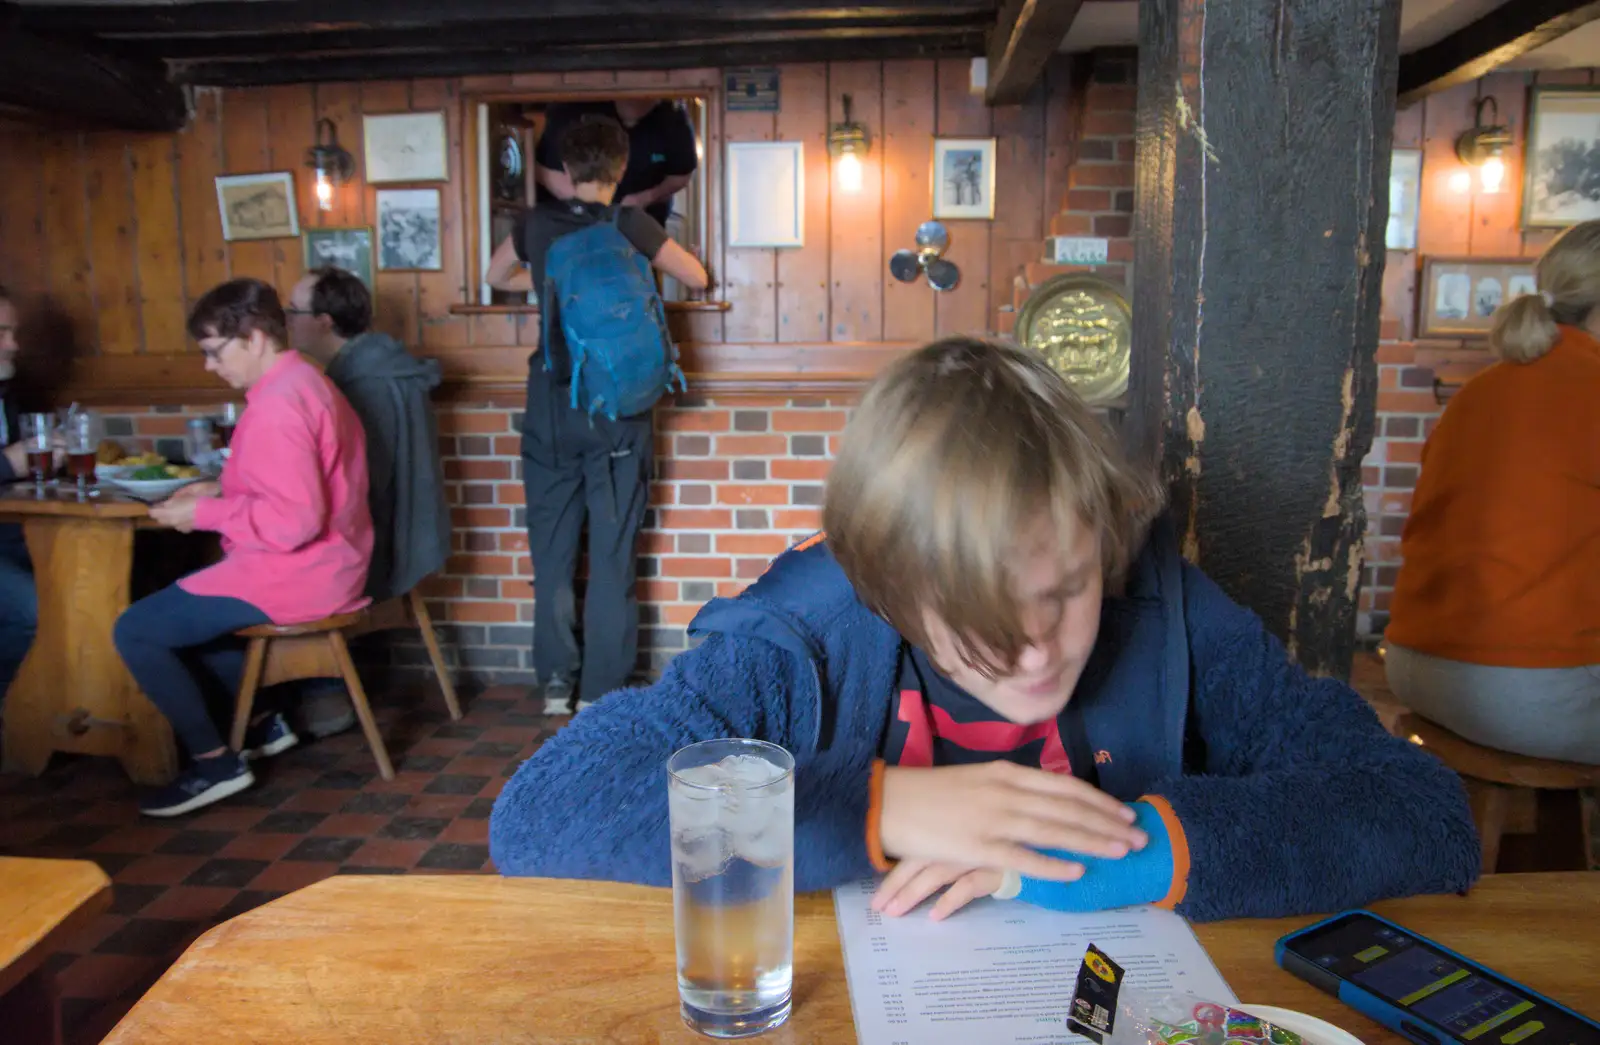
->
<box><xmin>1395</xmin><ymin>712</ymin><xmax>1600</xmax><ymax>872</ymax></box>
<box><xmin>229</xmin><ymin>610</ymin><xmax>395</xmax><ymax>780</ymax></box>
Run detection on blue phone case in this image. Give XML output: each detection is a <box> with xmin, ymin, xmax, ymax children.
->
<box><xmin>1274</xmin><ymin>910</ymin><xmax>1598</xmax><ymax>1045</ymax></box>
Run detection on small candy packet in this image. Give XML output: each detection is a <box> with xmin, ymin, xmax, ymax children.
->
<box><xmin>1067</xmin><ymin>944</ymin><xmax>1312</xmax><ymax>1045</ymax></box>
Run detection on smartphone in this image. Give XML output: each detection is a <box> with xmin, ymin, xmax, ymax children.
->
<box><xmin>1276</xmin><ymin>911</ymin><xmax>1598</xmax><ymax>1045</ymax></box>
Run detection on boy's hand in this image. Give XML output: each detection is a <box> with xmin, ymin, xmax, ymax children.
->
<box><xmin>879</xmin><ymin>762</ymin><xmax>1144</xmax><ymax>881</ymax></box>
<box><xmin>872</xmin><ymin>861</ymin><xmax>1003</xmax><ymax>920</ymax></box>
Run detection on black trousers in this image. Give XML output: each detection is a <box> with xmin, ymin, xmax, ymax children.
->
<box><xmin>520</xmin><ymin>371</ymin><xmax>652</xmax><ymax>703</ymax></box>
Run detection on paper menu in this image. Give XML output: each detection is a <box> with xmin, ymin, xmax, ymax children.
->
<box><xmin>833</xmin><ymin>878</ymin><xmax>1237</xmax><ymax>1045</ymax></box>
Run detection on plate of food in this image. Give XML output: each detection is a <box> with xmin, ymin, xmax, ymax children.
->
<box><xmin>111</xmin><ymin>463</ymin><xmax>206</xmax><ymax>501</ymax></box>
<box><xmin>96</xmin><ymin>442</ymin><xmax>165</xmax><ymax>481</ymax></box>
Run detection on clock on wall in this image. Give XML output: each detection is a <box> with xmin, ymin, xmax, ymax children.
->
<box><xmin>1014</xmin><ymin>273</ymin><xmax>1131</xmax><ymax>406</ymax></box>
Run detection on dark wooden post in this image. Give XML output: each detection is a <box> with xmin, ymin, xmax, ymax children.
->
<box><xmin>1127</xmin><ymin>0</ymin><xmax>1401</xmax><ymax>679</ymax></box>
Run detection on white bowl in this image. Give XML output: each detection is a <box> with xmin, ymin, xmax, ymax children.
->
<box><xmin>112</xmin><ymin>477</ymin><xmax>200</xmax><ymax>501</ymax></box>
<box><xmin>95</xmin><ymin>463</ymin><xmax>135</xmax><ymax>481</ymax></box>
<box><xmin>1242</xmin><ymin>1004</ymin><xmax>1365</xmax><ymax>1045</ymax></box>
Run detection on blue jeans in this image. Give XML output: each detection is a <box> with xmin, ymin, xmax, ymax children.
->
<box><xmin>113</xmin><ymin>584</ymin><xmax>270</xmax><ymax>757</ymax></box>
<box><xmin>0</xmin><ymin>526</ymin><xmax>37</xmax><ymax>708</ymax></box>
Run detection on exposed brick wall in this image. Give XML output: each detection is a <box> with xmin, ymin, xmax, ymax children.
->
<box><xmin>99</xmin><ymin>396</ymin><xmax>848</xmax><ymax>687</ymax></box>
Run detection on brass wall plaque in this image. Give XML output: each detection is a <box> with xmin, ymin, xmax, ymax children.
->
<box><xmin>1015</xmin><ymin>274</ymin><xmax>1131</xmax><ymax>405</ymax></box>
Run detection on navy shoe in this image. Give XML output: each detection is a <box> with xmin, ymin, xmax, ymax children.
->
<box><xmin>140</xmin><ymin>753</ymin><xmax>255</xmax><ymax>818</ymax></box>
<box><xmin>241</xmin><ymin>713</ymin><xmax>299</xmax><ymax>761</ymax></box>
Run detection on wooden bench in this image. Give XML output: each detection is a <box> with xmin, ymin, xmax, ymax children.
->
<box><xmin>0</xmin><ymin>857</ymin><xmax>112</xmax><ymax>1045</ymax></box>
<box><xmin>1394</xmin><ymin>712</ymin><xmax>1600</xmax><ymax>872</ymax></box>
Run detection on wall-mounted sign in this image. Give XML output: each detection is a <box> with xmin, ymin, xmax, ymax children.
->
<box><xmin>725</xmin><ymin>68</ymin><xmax>781</xmax><ymax>112</ymax></box>
<box><xmin>1051</xmin><ymin>236</ymin><xmax>1109</xmax><ymax>266</ymax></box>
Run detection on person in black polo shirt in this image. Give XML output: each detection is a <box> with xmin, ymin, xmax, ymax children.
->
<box><xmin>534</xmin><ymin>99</ymin><xmax>698</xmax><ymax>227</ymax></box>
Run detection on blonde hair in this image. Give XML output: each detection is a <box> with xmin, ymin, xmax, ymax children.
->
<box><xmin>1490</xmin><ymin>219</ymin><xmax>1600</xmax><ymax>363</ymax></box>
<box><xmin>823</xmin><ymin>337</ymin><xmax>1164</xmax><ymax>677</ymax></box>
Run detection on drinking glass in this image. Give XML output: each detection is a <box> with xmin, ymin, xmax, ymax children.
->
<box><xmin>215</xmin><ymin>402</ymin><xmax>243</xmax><ymax>449</ymax></box>
<box><xmin>668</xmin><ymin>739</ymin><xmax>795</xmax><ymax>1039</ymax></box>
<box><xmin>19</xmin><ymin>413</ymin><xmax>54</xmax><ymax>486</ymax></box>
<box><xmin>186</xmin><ymin>417</ymin><xmax>219</xmax><ymax>474</ymax></box>
<box><xmin>63</xmin><ymin>410</ymin><xmax>102</xmax><ymax>494</ymax></box>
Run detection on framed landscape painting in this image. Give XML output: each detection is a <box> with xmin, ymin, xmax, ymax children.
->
<box><xmin>303</xmin><ymin>226</ymin><xmax>375</xmax><ymax>289</ymax></box>
<box><xmin>1522</xmin><ymin>87</ymin><xmax>1600</xmax><ymax>229</ymax></box>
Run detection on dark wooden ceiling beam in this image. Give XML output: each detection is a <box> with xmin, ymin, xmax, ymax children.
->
<box><xmin>1397</xmin><ymin>0</ymin><xmax>1600</xmax><ymax>105</ymax></box>
<box><xmin>0</xmin><ymin>16</ymin><xmax>185</xmax><ymax>131</ymax></box>
<box><xmin>985</xmin><ymin>0</ymin><xmax>1085</xmax><ymax>105</ymax></box>
<box><xmin>174</xmin><ymin>29</ymin><xmax>986</xmax><ymax>87</ymax></box>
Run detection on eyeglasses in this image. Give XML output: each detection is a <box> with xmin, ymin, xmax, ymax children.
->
<box><xmin>199</xmin><ymin>337</ymin><xmax>241</xmax><ymax>362</ymax></box>
<box><xmin>284</xmin><ymin>307</ymin><xmax>313</xmax><ymax>316</ymax></box>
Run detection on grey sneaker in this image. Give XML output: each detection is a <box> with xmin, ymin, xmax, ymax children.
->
<box><xmin>542</xmin><ymin>677</ymin><xmax>574</xmax><ymax>716</ymax></box>
<box><xmin>299</xmin><ymin>681</ymin><xmax>357</xmax><ymax>739</ymax></box>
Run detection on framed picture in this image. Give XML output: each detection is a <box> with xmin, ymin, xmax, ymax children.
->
<box><xmin>364</xmin><ymin>111</ymin><xmax>449</xmax><ymax>184</ymax></box>
<box><xmin>1386</xmin><ymin>148</ymin><xmax>1422</xmax><ymax>251</ymax></box>
<box><xmin>214</xmin><ymin>172</ymin><xmax>299</xmax><ymax>241</ymax></box>
<box><xmin>726</xmin><ymin>141</ymin><xmax>804</xmax><ymax>248</ymax></box>
<box><xmin>376</xmin><ymin>189</ymin><xmax>443</xmax><ymax>271</ymax></box>
<box><xmin>932</xmin><ymin>138</ymin><xmax>996</xmax><ymax>220</ymax></box>
<box><xmin>303</xmin><ymin>226</ymin><xmax>375</xmax><ymax>289</ymax></box>
<box><xmin>1522</xmin><ymin>87</ymin><xmax>1600</xmax><ymax>229</ymax></box>
<box><xmin>1418</xmin><ymin>256</ymin><xmax>1535</xmax><ymax>338</ymax></box>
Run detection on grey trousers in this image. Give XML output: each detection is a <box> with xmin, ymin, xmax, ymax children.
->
<box><xmin>1384</xmin><ymin>644</ymin><xmax>1600</xmax><ymax>765</ymax></box>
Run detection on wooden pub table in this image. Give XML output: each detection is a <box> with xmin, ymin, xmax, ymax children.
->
<box><xmin>103</xmin><ymin>872</ymin><xmax>1599</xmax><ymax>1045</ymax></box>
<box><xmin>0</xmin><ymin>857</ymin><xmax>113</xmax><ymax>1045</ymax></box>
<box><xmin>0</xmin><ymin>484</ymin><xmax>177</xmax><ymax>784</ymax></box>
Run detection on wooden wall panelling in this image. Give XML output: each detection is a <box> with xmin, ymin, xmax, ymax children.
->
<box><xmin>361</xmin><ymin>80</ymin><xmax>421</xmax><ymax>348</ymax></box>
<box><xmin>83</xmin><ymin>133</ymin><xmax>143</xmax><ymax>354</ymax></box>
<box><xmin>1521</xmin><ymin>69</ymin><xmax>1595</xmax><ymax>257</ymax></box>
<box><xmin>314</xmin><ymin>83</ymin><xmax>365</xmax><ymax>229</ymax></box>
<box><xmin>1383</xmin><ymin>101</ymin><xmax>1424</xmax><ymax>342</ymax></box>
<box><xmin>990</xmin><ymin>77</ymin><xmax>1048</xmax><ymax>324</ymax></box>
<box><xmin>615</xmin><ymin>70</ymin><xmax>672</xmax><ymax>88</ymax></box>
<box><xmin>562</xmin><ymin>71</ymin><xmax>618</xmax><ymax>89</ymax></box>
<box><xmin>933</xmin><ymin>57</ymin><xmax>994</xmax><ymax>337</ymax></box>
<box><xmin>1417</xmin><ymin>82</ymin><xmax>1477</xmax><ymax>258</ymax></box>
<box><xmin>219</xmin><ymin>89</ymin><xmax>281</xmax><ymax>288</ymax></box>
<box><xmin>774</xmin><ymin>62</ymin><xmax>831</xmax><ymax>343</ymax></box>
<box><xmin>127</xmin><ymin>132</ymin><xmax>187</xmax><ymax>355</ymax></box>
<box><xmin>413</xmin><ymin>78</ymin><xmax>471</xmax><ymax>350</ymax></box>
<box><xmin>176</xmin><ymin>89</ymin><xmax>230</xmax><ymax>309</ymax></box>
<box><xmin>0</xmin><ymin>131</ymin><xmax>46</xmax><ymax>299</ymax></box>
<box><xmin>827</xmin><ymin>60</ymin><xmax>885</xmax><ymax>342</ymax></box>
<box><xmin>265</xmin><ymin>84</ymin><xmax>319</xmax><ymax>291</ymax></box>
<box><xmin>721</xmin><ymin>100</ymin><xmax>779</xmax><ymax>343</ymax></box>
<box><xmin>880</xmin><ymin>59</ymin><xmax>937</xmax><ymax>343</ymax></box>
<box><xmin>40</xmin><ymin>133</ymin><xmax>95</xmax><ymax>339</ymax></box>
<box><xmin>1469</xmin><ymin>71</ymin><xmax>1529</xmax><ymax>258</ymax></box>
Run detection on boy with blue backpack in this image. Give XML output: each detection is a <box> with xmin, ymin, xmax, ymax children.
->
<box><xmin>486</xmin><ymin>115</ymin><xmax>708</xmax><ymax>715</ymax></box>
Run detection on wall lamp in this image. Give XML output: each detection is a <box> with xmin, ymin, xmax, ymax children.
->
<box><xmin>828</xmin><ymin>94</ymin><xmax>870</xmax><ymax>193</ymax></box>
<box><xmin>306</xmin><ymin>118</ymin><xmax>356</xmax><ymax>212</ymax></box>
<box><xmin>1454</xmin><ymin>97</ymin><xmax>1511</xmax><ymax>195</ymax></box>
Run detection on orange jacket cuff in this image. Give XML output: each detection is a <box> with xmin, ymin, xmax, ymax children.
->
<box><xmin>866</xmin><ymin>759</ymin><xmax>894</xmax><ymax>873</ymax></box>
<box><xmin>1139</xmin><ymin>794</ymin><xmax>1191</xmax><ymax>909</ymax></box>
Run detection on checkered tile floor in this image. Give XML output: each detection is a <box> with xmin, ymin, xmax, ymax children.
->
<box><xmin>0</xmin><ymin>684</ymin><xmax>553</xmax><ymax>1045</ymax></box>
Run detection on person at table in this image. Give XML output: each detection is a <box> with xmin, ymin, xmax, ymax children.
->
<box><xmin>489</xmin><ymin>336</ymin><xmax>1481</xmax><ymax>923</ymax></box>
<box><xmin>534</xmin><ymin>99</ymin><xmax>697</xmax><ymax>227</ymax></box>
<box><xmin>1386</xmin><ymin>219</ymin><xmax>1600</xmax><ymax>766</ymax></box>
<box><xmin>0</xmin><ymin>283</ymin><xmax>39</xmax><ymax>708</ymax></box>
<box><xmin>286</xmin><ymin>266</ymin><xmax>451</xmax><ymax>739</ymax></box>
<box><xmin>113</xmin><ymin>279</ymin><xmax>373</xmax><ymax>817</ymax></box>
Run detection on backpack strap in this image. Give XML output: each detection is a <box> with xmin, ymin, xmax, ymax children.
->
<box><xmin>540</xmin><ymin>268</ymin><xmax>557</xmax><ymax>374</ymax></box>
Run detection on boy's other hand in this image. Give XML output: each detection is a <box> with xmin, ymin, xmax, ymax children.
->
<box><xmin>872</xmin><ymin>861</ymin><xmax>1002</xmax><ymax>920</ymax></box>
<box><xmin>878</xmin><ymin>762</ymin><xmax>1145</xmax><ymax>881</ymax></box>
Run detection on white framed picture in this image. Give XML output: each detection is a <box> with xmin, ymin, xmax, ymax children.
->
<box><xmin>376</xmin><ymin>188</ymin><xmax>443</xmax><ymax>271</ymax></box>
<box><xmin>727</xmin><ymin>141</ymin><xmax>805</xmax><ymax>248</ymax></box>
<box><xmin>214</xmin><ymin>172</ymin><xmax>299</xmax><ymax>241</ymax></box>
<box><xmin>303</xmin><ymin>226</ymin><xmax>375</xmax><ymax>289</ymax></box>
<box><xmin>364</xmin><ymin>111</ymin><xmax>449</xmax><ymax>184</ymax></box>
<box><xmin>1522</xmin><ymin>87</ymin><xmax>1600</xmax><ymax>229</ymax></box>
<box><xmin>1386</xmin><ymin>148</ymin><xmax>1422</xmax><ymax>251</ymax></box>
<box><xmin>933</xmin><ymin>138</ymin><xmax>996</xmax><ymax>220</ymax></box>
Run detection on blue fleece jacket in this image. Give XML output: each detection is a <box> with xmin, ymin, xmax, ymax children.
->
<box><xmin>489</xmin><ymin>525</ymin><xmax>1480</xmax><ymax>922</ymax></box>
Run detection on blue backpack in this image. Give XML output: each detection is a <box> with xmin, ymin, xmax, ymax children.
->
<box><xmin>540</xmin><ymin>209</ymin><xmax>685</xmax><ymax>421</ymax></box>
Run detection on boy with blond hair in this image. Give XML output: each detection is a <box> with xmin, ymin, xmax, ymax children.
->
<box><xmin>490</xmin><ymin>337</ymin><xmax>1479</xmax><ymax>921</ymax></box>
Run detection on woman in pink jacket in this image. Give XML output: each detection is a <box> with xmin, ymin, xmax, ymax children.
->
<box><xmin>114</xmin><ymin>279</ymin><xmax>374</xmax><ymax>817</ymax></box>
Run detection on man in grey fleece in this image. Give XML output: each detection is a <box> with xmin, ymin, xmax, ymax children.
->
<box><xmin>287</xmin><ymin>267</ymin><xmax>452</xmax><ymax>736</ymax></box>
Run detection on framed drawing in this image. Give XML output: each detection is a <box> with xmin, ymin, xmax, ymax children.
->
<box><xmin>1386</xmin><ymin>148</ymin><xmax>1422</xmax><ymax>251</ymax></box>
<box><xmin>1418</xmin><ymin>256</ymin><xmax>1535</xmax><ymax>338</ymax></box>
<box><xmin>376</xmin><ymin>189</ymin><xmax>443</xmax><ymax>271</ymax></box>
<box><xmin>727</xmin><ymin>141</ymin><xmax>804</xmax><ymax>248</ymax></box>
<box><xmin>303</xmin><ymin>226</ymin><xmax>375</xmax><ymax>289</ymax></box>
<box><xmin>1522</xmin><ymin>87</ymin><xmax>1600</xmax><ymax>229</ymax></box>
<box><xmin>215</xmin><ymin>172</ymin><xmax>299</xmax><ymax>241</ymax></box>
<box><xmin>364</xmin><ymin>111</ymin><xmax>449</xmax><ymax>184</ymax></box>
<box><xmin>932</xmin><ymin>138</ymin><xmax>996</xmax><ymax>220</ymax></box>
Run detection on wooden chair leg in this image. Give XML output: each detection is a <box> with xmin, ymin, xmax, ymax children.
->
<box><xmin>327</xmin><ymin>630</ymin><xmax>395</xmax><ymax>780</ymax></box>
<box><xmin>229</xmin><ymin>637</ymin><xmax>268</xmax><ymax>752</ymax></box>
<box><xmin>1474</xmin><ymin>782</ymin><xmax>1510</xmax><ymax>874</ymax></box>
<box><xmin>408</xmin><ymin>589</ymin><xmax>462</xmax><ymax>721</ymax></box>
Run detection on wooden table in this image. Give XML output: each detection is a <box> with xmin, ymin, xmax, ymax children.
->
<box><xmin>0</xmin><ymin>857</ymin><xmax>113</xmax><ymax>1045</ymax></box>
<box><xmin>103</xmin><ymin>873</ymin><xmax>1599</xmax><ymax>1045</ymax></box>
<box><xmin>0</xmin><ymin>484</ymin><xmax>176</xmax><ymax>784</ymax></box>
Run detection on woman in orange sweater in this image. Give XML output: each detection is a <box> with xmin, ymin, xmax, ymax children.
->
<box><xmin>1385</xmin><ymin>220</ymin><xmax>1600</xmax><ymax>765</ymax></box>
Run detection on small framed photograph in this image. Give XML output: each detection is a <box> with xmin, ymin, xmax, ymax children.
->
<box><xmin>364</xmin><ymin>111</ymin><xmax>449</xmax><ymax>184</ymax></box>
<box><xmin>1387</xmin><ymin>148</ymin><xmax>1422</xmax><ymax>251</ymax></box>
<box><xmin>376</xmin><ymin>189</ymin><xmax>443</xmax><ymax>271</ymax></box>
<box><xmin>303</xmin><ymin>226</ymin><xmax>375</xmax><ymax>289</ymax></box>
<box><xmin>215</xmin><ymin>172</ymin><xmax>299</xmax><ymax>241</ymax></box>
<box><xmin>726</xmin><ymin>141</ymin><xmax>804</xmax><ymax>248</ymax></box>
<box><xmin>932</xmin><ymin>138</ymin><xmax>996</xmax><ymax>220</ymax></box>
<box><xmin>1522</xmin><ymin>87</ymin><xmax>1600</xmax><ymax>229</ymax></box>
<box><xmin>1419</xmin><ymin>256</ymin><xmax>1535</xmax><ymax>338</ymax></box>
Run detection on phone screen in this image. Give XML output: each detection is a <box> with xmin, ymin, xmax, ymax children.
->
<box><xmin>1284</xmin><ymin>914</ymin><xmax>1598</xmax><ymax>1045</ymax></box>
